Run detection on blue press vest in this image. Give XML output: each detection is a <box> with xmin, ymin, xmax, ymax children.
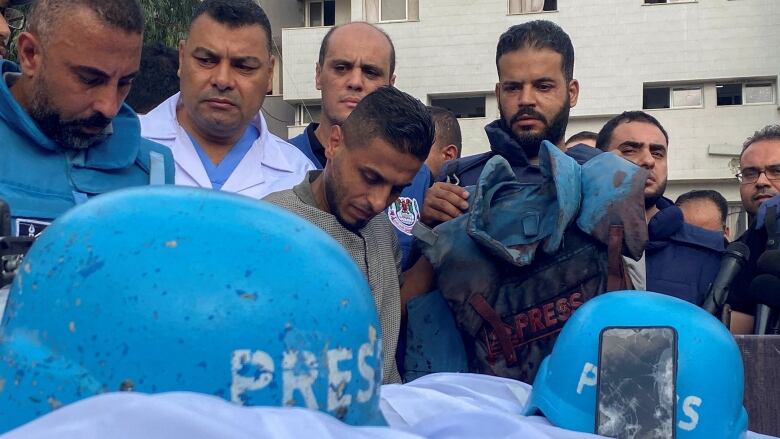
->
<box><xmin>0</xmin><ymin>60</ymin><xmax>174</xmax><ymax>235</ymax></box>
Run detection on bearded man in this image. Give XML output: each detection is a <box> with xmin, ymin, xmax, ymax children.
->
<box><xmin>420</xmin><ymin>20</ymin><xmax>597</xmax><ymax>226</ymax></box>
<box><xmin>0</xmin><ymin>0</ymin><xmax>173</xmax><ymax>236</ymax></box>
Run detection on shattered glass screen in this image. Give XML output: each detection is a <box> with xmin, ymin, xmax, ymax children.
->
<box><xmin>596</xmin><ymin>327</ymin><xmax>677</xmax><ymax>439</ymax></box>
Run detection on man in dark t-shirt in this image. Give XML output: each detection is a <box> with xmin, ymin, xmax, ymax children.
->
<box><xmin>727</xmin><ymin>125</ymin><xmax>780</xmax><ymax>334</ymax></box>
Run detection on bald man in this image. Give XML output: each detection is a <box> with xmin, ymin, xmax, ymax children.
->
<box><xmin>289</xmin><ymin>22</ymin><xmax>432</xmax><ymax>271</ymax></box>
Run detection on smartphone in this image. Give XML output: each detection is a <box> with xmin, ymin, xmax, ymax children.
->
<box><xmin>596</xmin><ymin>326</ymin><xmax>677</xmax><ymax>439</ymax></box>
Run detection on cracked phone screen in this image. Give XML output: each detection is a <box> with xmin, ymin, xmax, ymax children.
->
<box><xmin>596</xmin><ymin>327</ymin><xmax>677</xmax><ymax>439</ymax></box>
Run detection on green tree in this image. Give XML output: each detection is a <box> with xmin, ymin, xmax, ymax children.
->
<box><xmin>6</xmin><ymin>1</ymin><xmax>200</xmax><ymax>62</ymax></box>
<box><xmin>139</xmin><ymin>0</ymin><xmax>202</xmax><ymax>48</ymax></box>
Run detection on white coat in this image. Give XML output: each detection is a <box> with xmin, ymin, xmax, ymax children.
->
<box><xmin>140</xmin><ymin>93</ymin><xmax>314</xmax><ymax>199</ymax></box>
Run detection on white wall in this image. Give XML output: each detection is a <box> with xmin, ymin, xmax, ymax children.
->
<box><xmin>281</xmin><ymin>0</ymin><xmax>780</xmax><ymax>200</ymax></box>
<box><xmin>257</xmin><ymin>0</ymin><xmax>303</xmax><ymax>138</ymax></box>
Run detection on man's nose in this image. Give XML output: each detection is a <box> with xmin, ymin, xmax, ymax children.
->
<box><xmin>345</xmin><ymin>68</ymin><xmax>364</xmax><ymax>91</ymax></box>
<box><xmin>92</xmin><ymin>87</ymin><xmax>122</xmax><ymax>120</ymax></box>
<box><xmin>0</xmin><ymin>16</ymin><xmax>11</xmax><ymax>50</ymax></box>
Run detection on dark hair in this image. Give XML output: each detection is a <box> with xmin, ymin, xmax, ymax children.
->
<box><xmin>496</xmin><ymin>20</ymin><xmax>574</xmax><ymax>82</ymax></box>
<box><xmin>125</xmin><ymin>44</ymin><xmax>180</xmax><ymax>115</ymax></box>
<box><xmin>28</xmin><ymin>0</ymin><xmax>144</xmax><ymax>41</ymax></box>
<box><xmin>343</xmin><ymin>87</ymin><xmax>433</xmax><ymax>162</ymax></box>
<box><xmin>596</xmin><ymin>111</ymin><xmax>669</xmax><ymax>151</ymax></box>
<box><xmin>318</xmin><ymin>22</ymin><xmax>395</xmax><ymax>76</ymax></box>
<box><xmin>191</xmin><ymin>0</ymin><xmax>273</xmax><ymax>52</ymax></box>
<box><xmin>675</xmin><ymin>190</ymin><xmax>729</xmax><ymax>226</ymax></box>
<box><xmin>427</xmin><ymin>106</ymin><xmax>462</xmax><ymax>158</ymax></box>
<box><xmin>741</xmin><ymin>124</ymin><xmax>780</xmax><ymax>159</ymax></box>
<box><xmin>566</xmin><ymin>131</ymin><xmax>597</xmax><ymax>145</ymax></box>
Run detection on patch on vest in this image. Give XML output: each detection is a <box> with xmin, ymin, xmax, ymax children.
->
<box><xmin>483</xmin><ymin>290</ymin><xmax>584</xmax><ymax>363</ymax></box>
<box><xmin>15</xmin><ymin>219</ymin><xmax>50</xmax><ymax>238</ymax></box>
<box><xmin>388</xmin><ymin>197</ymin><xmax>420</xmax><ymax>236</ymax></box>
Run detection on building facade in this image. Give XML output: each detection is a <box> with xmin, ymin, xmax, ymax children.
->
<box><xmin>279</xmin><ymin>0</ymin><xmax>780</xmax><ymax>234</ymax></box>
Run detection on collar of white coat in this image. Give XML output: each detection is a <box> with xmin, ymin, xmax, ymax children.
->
<box><xmin>140</xmin><ymin>92</ymin><xmax>298</xmax><ymax>173</ymax></box>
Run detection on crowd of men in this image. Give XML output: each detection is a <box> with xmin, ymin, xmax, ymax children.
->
<box><xmin>1</xmin><ymin>0</ymin><xmax>779</xmax><ymax>395</ymax></box>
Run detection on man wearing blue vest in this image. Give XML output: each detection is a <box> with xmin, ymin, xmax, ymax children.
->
<box><xmin>288</xmin><ymin>22</ymin><xmax>431</xmax><ymax>270</ymax></box>
<box><xmin>141</xmin><ymin>0</ymin><xmax>313</xmax><ymax>199</ymax></box>
<box><xmin>0</xmin><ymin>0</ymin><xmax>174</xmax><ymax>237</ymax></box>
<box><xmin>596</xmin><ymin>111</ymin><xmax>724</xmax><ymax>305</ymax></box>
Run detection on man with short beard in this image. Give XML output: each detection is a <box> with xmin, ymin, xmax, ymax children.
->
<box><xmin>265</xmin><ymin>87</ymin><xmax>434</xmax><ymax>384</ymax></box>
<box><xmin>0</xmin><ymin>0</ymin><xmax>173</xmax><ymax>236</ymax></box>
<box><xmin>420</xmin><ymin>20</ymin><xmax>597</xmax><ymax>226</ymax></box>
<box><xmin>727</xmin><ymin>125</ymin><xmax>780</xmax><ymax>333</ymax></box>
<box><xmin>597</xmin><ymin>111</ymin><xmax>724</xmax><ymax>305</ymax></box>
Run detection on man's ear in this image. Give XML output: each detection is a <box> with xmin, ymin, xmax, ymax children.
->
<box><xmin>267</xmin><ymin>56</ymin><xmax>276</xmax><ymax>94</ymax></box>
<box><xmin>389</xmin><ymin>73</ymin><xmax>396</xmax><ymax>87</ymax></box>
<box><xmin>325</xmin><ymin>124</ymin><xmax>344</xmax><ymax>161</ymax></box>
<box><xmin>177</xmin><ymin>40</ymin><xmax>186</xmax><ymax>79</ymax></box>
<box><xmin>442</xmin><ymin>144</ymin><xmax>459</xmax><ymax>161</ymax></box>
<box><xmin>315</xmin><ymin>62</ymin><xmax>322</xmax><ymax>91</ymax></box>
<box><xmin>15</xmin><ymin>32</ymin><xmax>42</xmax><ymax>77</ymax></box>
<box><xmin>568</xmin><ymin>79</ymin><xmax>580</xmax><ymax>108</ymax></box>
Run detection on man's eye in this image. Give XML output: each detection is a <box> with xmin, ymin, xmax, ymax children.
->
<box><xmin>79</xmin><ymin>76</ymin><xmax>100</xmax><ymax>86</ymax></box>
<box><xmin>196</xmin><ymin>57</ymin><xmax>217</xmax><ymax>65</ymax></box>
<box><xmin>742</xmin><ymin>170</ymin><xmax>760</xmax><ymax>179</ymax></box>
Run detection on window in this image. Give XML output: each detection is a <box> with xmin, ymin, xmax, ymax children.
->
<box><xmin>717</xmin><ymin>82</ymin><xmax>775</xmax><ymax>106</ymax></box>
<box><xmin>297</xmin><ymin>104</ymin><xmax>322</xmax><ymax>125</ymax></box>
<box><xmin>716</xmin><ymin>83</ymin><xmax>742</xmax><ymax>106</ymax></box>
<box><xmin>364</xmin><ymin>0</ymin><xmax>418</xmax><ymax>23</ymax></box>
<box><xmin>306</xmin><ymin>0</ymin><xmax>335</xmax><ymax>27</ymax></box>
<box><xmin>381</xmin><ymin>0</ymin><xmax>407</xmax><ymax>21</ymax></box>
<box><xmin>672</xmin><ymin>87</ymin><xmax>703</xmax><ymax>108</ymax></box>
<box><xmin>643</xmin><ymin>87</ymin><xmax>670</xmax><ymax>109</ymax></box>
<box><xmin>430</xmin><ymin>96</ymin><xmax>486</xmax><ymax>119</ymax></box>
<box><xmin>508</xmin><ymin>0</ymin><xmax>557</xmax><ymax>13</ymax></box>
<box><xmin>745</xmin><ymin>83</ymin><xmax>774</xmax><ymax>104</ymax></box>
<box><xmin>644</xmin><ymin>0</ymin><xmax>693</xmax><ymax>4</ymax></box>
<box><xmin>643</xmin><ymin>86</ymin><xmax>703</xmax><ymax>109</ymax></box>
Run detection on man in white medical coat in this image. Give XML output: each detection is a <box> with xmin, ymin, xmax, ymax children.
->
<box><xmin>140</xmin><ymin>0</ymin><xmax>314</xmax><ymax>198</ymax></box>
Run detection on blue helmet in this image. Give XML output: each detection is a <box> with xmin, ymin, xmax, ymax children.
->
<box><xmin>0</xmin><ymin>187</ymin><xmax>385</xmax><ymax>432</ymax></box>
<box><xmin>524</xmin><ymin>291</ymin><xmax>747</xmax><ymax>439</ymax></box>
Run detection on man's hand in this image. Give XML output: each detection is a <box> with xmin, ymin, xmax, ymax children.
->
<box><xmin>730</xmin><ymin>310</ymin><xmax>754</xmax><ymax>335</ymax></box>
<box><xmin>420</xmin><ymin>182</ymin><xmax>469</xmax><ymax>226</ymax></box>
